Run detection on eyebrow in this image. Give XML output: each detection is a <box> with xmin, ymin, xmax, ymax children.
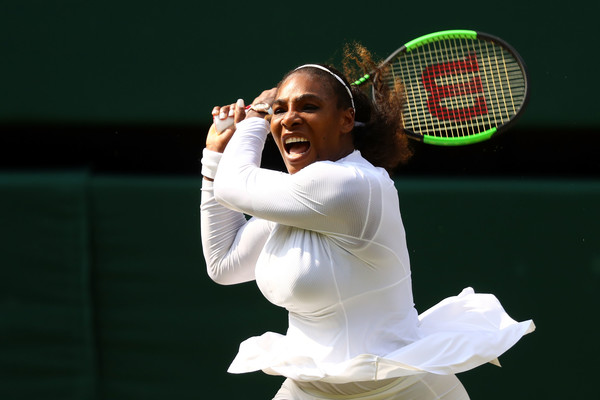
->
<box><xmin>272</xmin><ymin>93</ymin><xmax>323</xmax><ymax>107</ymax></box>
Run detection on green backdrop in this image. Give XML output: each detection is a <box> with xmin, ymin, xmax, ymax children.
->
<box><xmin>0</xmin><ymin>0</ymin><xmax>597</xmax><ymax>128</ymax></box>
<box><xmin>1</xmin><ymin>172</ymin><xmax>598</xmax><ymax>399</ymax></box>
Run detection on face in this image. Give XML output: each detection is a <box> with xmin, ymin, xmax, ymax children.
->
<box><xmin>270</xmin><ymin>72</ymin><xmax>355</xmax><ymax>174</ymax></box>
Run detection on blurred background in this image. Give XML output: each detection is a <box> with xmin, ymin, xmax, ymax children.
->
<box><xmin>1</xmin><ymin>1</ymin><xmax>598</xmax><ymax>399</ymax></box>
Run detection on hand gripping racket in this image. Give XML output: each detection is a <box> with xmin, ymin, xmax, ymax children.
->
<box><xmin>353</xmin><ymin>29</ymin><xmax>529</xmax><ymax>146</ymax></box>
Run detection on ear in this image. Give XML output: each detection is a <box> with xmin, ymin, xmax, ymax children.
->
<box><xmin>339</xmin><ymin>108</ymin><xmax>355</xmax><ymax>135</ymax></box>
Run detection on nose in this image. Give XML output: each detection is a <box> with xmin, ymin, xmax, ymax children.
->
<box><xmin>281</xmin><ymin>110</ymin><xmax>301</xmax><ymax>130</ymax></box>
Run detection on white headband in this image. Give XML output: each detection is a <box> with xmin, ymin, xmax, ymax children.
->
<box><xmin>294</xmin><ymin>64</ymin><xmax>355</xmax><ymax>110</ymax></box>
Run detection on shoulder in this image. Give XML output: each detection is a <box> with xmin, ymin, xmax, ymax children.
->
<box><xmin>296</xmin><ymin>151</ymin><xmax>392</xmax><ymax>196</ymax></box>
<box><xmin>312</xmin><ymin>151</ymin><xmax>390</xmax><ymax>181</ymax></box>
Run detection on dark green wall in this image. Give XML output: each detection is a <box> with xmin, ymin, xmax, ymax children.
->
<box><xmin>1</xmin><ymin>172</ymin><xmax>598</xmax><ymax>399</ymax></box>
<box><xmin>1</xmin><ymin>0</ymin><xmax>597</xmax><ymax>128</ymax></box>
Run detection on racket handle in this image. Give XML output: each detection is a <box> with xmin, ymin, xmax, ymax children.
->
<box><xmin>213</xmin><ymin>115</ymin><xmax>234</xmax><ymax>133</ymax></box>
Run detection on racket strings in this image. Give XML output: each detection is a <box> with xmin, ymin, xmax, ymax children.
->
<box><xmin>383</xmin><ymin>38</ymin><xmax>526</xmax><ymax>138</ymax></box>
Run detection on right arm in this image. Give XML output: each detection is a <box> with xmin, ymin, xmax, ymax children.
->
<box><xmin>200</xmin><ymin>96</ymin><xmax>275</xmax><ymax>285</ymax></box>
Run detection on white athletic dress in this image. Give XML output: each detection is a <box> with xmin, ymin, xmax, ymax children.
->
<box><xmin>200</xmin><ymin>118</ymin><xmax>534</xmax><ymax>391</ymax></box>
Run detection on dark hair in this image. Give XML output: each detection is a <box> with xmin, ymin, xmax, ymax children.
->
<box><xmin>280</xmin><ymin>46</ymin><xmax>412</xmax><ymax>172</ymax></box>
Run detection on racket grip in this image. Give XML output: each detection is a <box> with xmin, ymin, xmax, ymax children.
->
<box><xmin>213</xmin><ymin>115</ymin><xmax>234</xmax><ymax>133</ymax></box>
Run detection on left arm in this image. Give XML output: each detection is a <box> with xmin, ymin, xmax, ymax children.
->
<box><xmin>201</xmin><ymin>176</ymin><xmax>273</xmax><ymax>285</ymax></box>
<box><xmin>214</xmin><ymin>118</ymin><xmax>373</xmax><ymax>238</ymax></box>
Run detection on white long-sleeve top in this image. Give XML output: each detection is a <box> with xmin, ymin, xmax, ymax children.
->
<box><xmin>201</xmin><ymin>118</ymin><xmax>534</xmax><ymax>383</ymax></box>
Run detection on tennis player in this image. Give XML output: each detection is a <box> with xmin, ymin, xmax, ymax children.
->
<box><xmin>200</xmin><ymin>46</ymin><xmax>534</xmax><ymax>399</ymax></box>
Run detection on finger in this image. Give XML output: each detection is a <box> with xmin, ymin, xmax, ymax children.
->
<box><xmin>228</xmin><ymin>102</ymin><xmax>236</xmax><ymax>118</ymax></box>
<box><xmin>234</xmin><ymin>98</ymin><xmax>246</xmax><ymax>123</ymax></box>
<box><xmin>212</xmin><ymin>106</ymin><xmax>220</xmax><ymax>116</ymax></box>
<box><xmin>218</xmin><ymin>105</ymin><xmax>229</xmax><ymax>120</ymax></box>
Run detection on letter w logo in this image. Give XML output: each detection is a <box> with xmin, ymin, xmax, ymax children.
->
<box><xmin>421</xmin><ymin>53</ymin><xmax>488</xmax><ymax>121</ymax></box>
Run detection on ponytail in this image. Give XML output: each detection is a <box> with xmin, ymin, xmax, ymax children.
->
<box><xmin>343</xmin><ymin>43</ymin><xmax>413</xmax><ymax>172</ymax></box>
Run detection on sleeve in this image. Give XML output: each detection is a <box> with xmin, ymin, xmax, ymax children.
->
<box><xmin>213</xmin><ymin>118</ymin><xmax>374</xmax><ymax>238</ymax></box>
<box><xmin>200</xmin><ymin>159</ymin><xmax>273</xmax><ymax>286</ymax></box>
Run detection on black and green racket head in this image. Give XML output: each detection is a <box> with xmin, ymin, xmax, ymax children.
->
<box><xmin>364</xmin><ymin>30</ymin><xmax>529</xmax><ymax>146</ymax></box>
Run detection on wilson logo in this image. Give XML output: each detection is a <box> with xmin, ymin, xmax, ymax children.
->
<box><xmin>421</xmin><ymin>53</ymin><xmax>488</xmax><ymax>121</ymax></box>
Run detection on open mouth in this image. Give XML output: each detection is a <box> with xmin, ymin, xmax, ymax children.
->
<box><xmin>284</xmin><ymin>137</ymin><xmax>311</xmax><ymax>156</ymax></box>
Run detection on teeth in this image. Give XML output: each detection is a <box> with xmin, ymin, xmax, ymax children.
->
<box><xmin>284</xmin><ymin>137</ymin><xmax>309</xmax><ymax>145</ymax></box>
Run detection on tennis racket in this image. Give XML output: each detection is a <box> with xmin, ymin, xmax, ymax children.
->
<box><xmin>353</xmin><ymin>29</ymin><xmax>529</xmax><ymax>146</ymax></box>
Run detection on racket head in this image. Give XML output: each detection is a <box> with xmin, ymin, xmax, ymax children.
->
<box><xmin>374</xmin><ymin>30</ymin><xmax>529</xmax><ymax>146</ymax></box>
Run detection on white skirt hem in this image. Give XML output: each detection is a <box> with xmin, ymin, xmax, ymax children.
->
<box><xmin>228</xmin><ymin>287</ymin><xmax>535</xmax><ymax>384</ymax></box>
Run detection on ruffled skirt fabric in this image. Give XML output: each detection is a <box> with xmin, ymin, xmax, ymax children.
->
<box><xmin>228</xmin><ymin>288</ymin><xmax>535</xmax><ymax>383</ymax></box>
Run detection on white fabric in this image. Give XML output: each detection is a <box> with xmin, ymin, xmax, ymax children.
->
<box><xmin>200</xmin><ymin>147</ymin><xmax>222</xmax><ymax>180</ymax></box>
<box><xmin>273</xmin><ymin>374</ymin><xmax>469</xmax><ymax>400</ymax></box>
<box><xmin>200</xmin><ymin>117</ymin><xmax>535</xmax><ymax>385</ymax></box>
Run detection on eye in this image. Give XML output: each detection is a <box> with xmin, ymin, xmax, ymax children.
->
<box><xmin>272</xmin><ymin>105</ymin><xmax>286</xmax><ymax>115</ymax></box>
<box><xmin>302</xmin><ymin>103</ymin><xmax>319</xmax><ymax>112</ymax></box>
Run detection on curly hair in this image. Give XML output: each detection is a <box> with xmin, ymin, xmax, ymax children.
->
<box><xmin>279</xmin><ymin>43</ymin><xmax>413</xmax><ymax>172</ymax></box>
<box><xmin>342</xmin><ymin>42</ymin><xmax>413</xmax><ymax>171</ymax></box>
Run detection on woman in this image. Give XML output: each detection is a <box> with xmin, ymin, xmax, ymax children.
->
<box><xmin>200</xmin><ymin>49</ymin><xmax>534</xmax><ymax>399</ymax></box>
